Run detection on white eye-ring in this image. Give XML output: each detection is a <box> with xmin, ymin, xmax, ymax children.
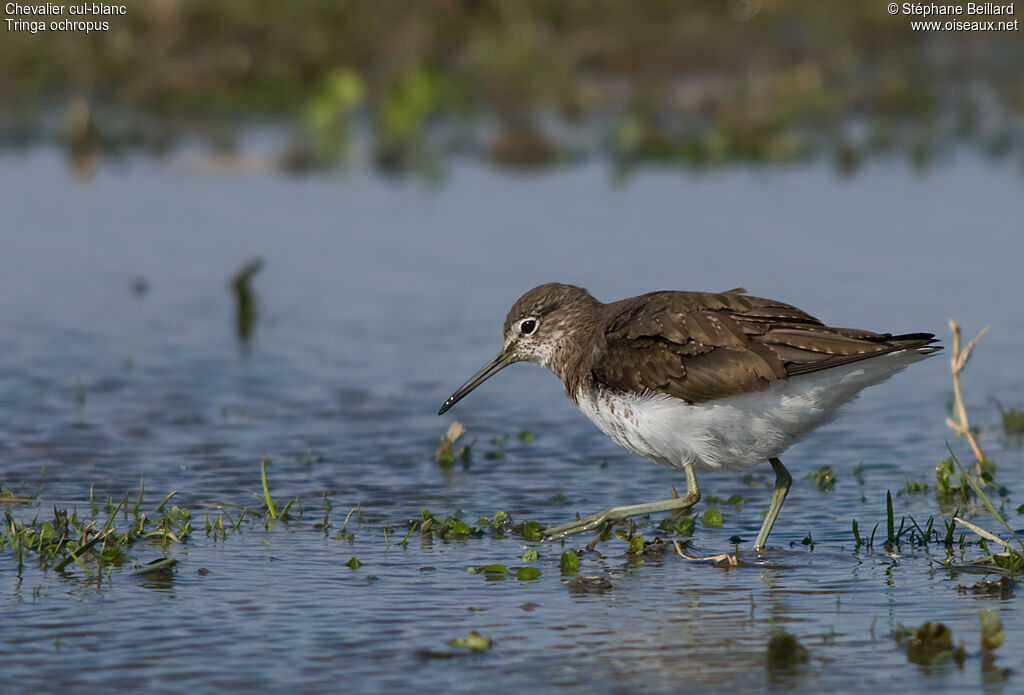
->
<box><xmin>520</xmin><ymin>318</ymin><xmax>538</xmax><ymax>335</ymax></box>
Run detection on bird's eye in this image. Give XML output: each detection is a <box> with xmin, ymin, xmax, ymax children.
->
<box><xmin>520</xmin><ymin>319</ymin><xmax>537</xmax><ymax>335</ymax></box>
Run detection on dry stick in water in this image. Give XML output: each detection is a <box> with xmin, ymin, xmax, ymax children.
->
<box><xmin>945</xmin><ymin>319</ymin><xmax>989</xmax><ymax>477</ymax></box>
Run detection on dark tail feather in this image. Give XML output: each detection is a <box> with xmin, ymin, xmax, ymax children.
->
<box><xmin>888</xmin><ymin>332</ymin><xmax>942</xmax><ymax>353</ymax></box>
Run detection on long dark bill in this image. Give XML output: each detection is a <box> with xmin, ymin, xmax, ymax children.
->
<box><xmin>438</xmin><ymin>350</ymin><xmax>515</xmax><ymax>415</ymax></box>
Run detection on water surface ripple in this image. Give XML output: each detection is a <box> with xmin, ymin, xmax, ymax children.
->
<box><xmin>2</xmin><ymin>148</ymin><xmax>1023</xmax><ymax>693</ymax></box>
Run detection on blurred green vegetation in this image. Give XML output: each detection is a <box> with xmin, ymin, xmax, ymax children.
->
<box><xmin>1</xmin><ymin>0</ymin><xmax>1021</xmax><ymax>171</ymax></box>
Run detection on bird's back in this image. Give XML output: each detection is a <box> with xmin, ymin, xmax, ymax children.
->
<box><xmin>575</xmin><ymin>288</ymin><xmax>938</xmax><ymax>405</ymax></box>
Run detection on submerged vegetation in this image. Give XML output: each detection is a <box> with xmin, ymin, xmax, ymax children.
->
<box><xmin>766</xmin><ymin>629</ymin><xmax>810</xmax><ymax>671</ymax></box>
<box><xmin>893</xmin><ymin>612</ymin><xmax>1008</xmax><ymax>673</ymax></box>
<box><xmin>995</xmin><ymin>401</ymin><xmax>1024</xmax><ymax>437</ymax></box>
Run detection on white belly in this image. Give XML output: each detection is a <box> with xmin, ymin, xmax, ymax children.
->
<box><xmin>575</xmin><ymin>349</ymin><xmax>933</xmax><ymax>473</ymax></box>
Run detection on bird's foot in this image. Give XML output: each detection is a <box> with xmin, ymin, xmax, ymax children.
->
<box><xmin>543</xmin><ymin>507</ymin><xmax>628</xmax><ymax>543</ymax></box>
<box><xmin>543</xmin><ymin>492</ymin><xmax>699</xmax><ymax>547</ymax></box>
<box><xmin>673</xmin><ymin>540</ymin><xmax>739</xmax><ymax>568</ymax></box>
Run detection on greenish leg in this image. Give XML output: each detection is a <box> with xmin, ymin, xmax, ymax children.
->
<box><xmin>545</xmin><ymin>465</ymin><xmax>701</xmax><ymax>544</ymax></box>
<box><xmin>754</xmin><ymin>457</ymin><xmax>792</xmax><ymax>551</ymax></box>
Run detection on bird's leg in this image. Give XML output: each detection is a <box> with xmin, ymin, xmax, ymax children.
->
<box><xmin>754</xmin><ymin>457</ymin><xmax>792</xmax><ymax>551</ymax></box>
<box><xmin>544</xmin><ymin>465</ymin><xmax>701</xmax><ymax>544</ymax></box>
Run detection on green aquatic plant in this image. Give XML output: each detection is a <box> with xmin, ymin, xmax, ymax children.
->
<box><xmin>515</xmin><ymin>567</ymin><xmax>541</xmax><ymax>580</ymax></box>
<box><xmin>447</xmin><ymin>631</ymin><xmax>491</xmax><ymax>651</ymax></box>
<box><xmin>766</xmin><ymin>630</ymin><xmax>809</xmax><ymax>670</ymax></box>
<box><xmin>260</xmin><ymin>457</ymin><xmax>276</xmax><ymax>519</ymax></box>
<box><xmin>516</xmin><ymin>430</ymin><xmax>535</xmax><ymax>443</ymax></box>
<box><xmin>724</xmin><ymin>494</ymin><xmax>745</xmax><ymax>510</ymax></box>
<box><xmin>980</xmin><ymin>610</ymin><xmax>1005</xmax><ymax>650</ymax></box>
<box><xmin>0</xmin><ymin>485</ymin><xmax>199</xmax><ymax>580</ymax></box>
<box><xmin>132</xmin><ymin>557</ymin><xmax>177</xmax><ymax>576</ymax></box>
<box><xmin>935</xmin><ymin>456</ymin><xmax>969</xmax><ymax>501</ymax></box>
<box><xmin>851</xmin><ymin>519</ymin><xmax>863</xmax><ymax>550</ymax></box>
<box><xmin>559</xmin><ymin>550</ymin><xmax>580</xmax><ymax>574</ymax></box>
<box><xmin>677</xmin><ymin>516</ymin><xmax>697</xmax><ymax>537</ymax></box>
<box><xmin>468</xmin><ymin>564</ymin><xmax>509</xmax><ymax>576</ymax></box>
<box><xmin>484</xmin><ymin>435</ymin><xmax>507</xmax><ymax>461</ymax></box>
<box><xmin>894</xmin><ymin>621</ymin><xmax>965</xmax><ymax>666</ymax></box>
<box><xmin>303</xmin><ymin>67</ymin><xmax>364</xmax><ymax>161</ymax></box>
<box><xmin>801</xmin><ymin>531</ymin><xmax>814</xmax><ymax>550</ymax></box>
<box><xmin>657</xmin><ymin>514</ymin><xmax>696</xmax><ymax>536</ymax></box>
<box><xmin>947</xmin><ymin>447</ymin><xmax>1024</xmax><ymax>573</ymax></box>
<box><xmin>701</xmin><ymin>508</ymin><xmax>723</xmax><ymax>528</ymax></box>
<box><xmin>886</xmin><ymin>491</ymin><xmax>896</xmax><ymax>546</ymax></box>
<box><xmin>258</xmin><ymin>458</ymin><xmax>296</xmax><ymax>526</ymax></box>
<box><xmin>419</xmin><ymin>509</ymin><xmax>470</xmax><ymax>540</ymax></box>
<box><xmin>850</xmin><ymin>492</ymin><xmax>965</xmax><ymax>553</ymax></box>
<box><xmin>375</xmin><ymin>65</ymin><xmax>447</xmax><ymax>169</ymax></box>
<box><xmin>994</xmin><ymin>400</ymin><xmax>1024</xmax><ymax>435</ymax></box>
<box><xmin>521</xmin><ymin>521</ymin><xmax>544</xmax><ymax>542</ymax></box>
<box><xmin>466</xmin><ymin>563</ymin><xmax>539</xmax><ymax>581</ymax></box>
<box><xmin>230</xmin><ymin>257</ymin><xmax>263</xmax><ymax>343</ymax></box>
<box><xmin>333</xmin><ymin>506</ymin><xmax>358</xmax><ymax>541</ymax></box>
<box><xmin>903</xmin><ymin>477</ymin><xmax>928</xmax><ymax>495</ymax></box>
<box><xmin>806</xmin><ymin>465</ymin><xmax>835</xmax><ymax>492</ymax></box>
<box><xmin>399</xmin><ymin>521</ymin><xmax>418</xmax><ymax>547</ymax></box>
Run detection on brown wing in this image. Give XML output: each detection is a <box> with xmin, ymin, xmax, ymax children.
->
<box><xmin>590</xmin><ymin>290</ymin><xmax>937</xmax><ymax>403</ymax></box>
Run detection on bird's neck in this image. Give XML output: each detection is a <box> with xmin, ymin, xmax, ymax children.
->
<box><xmin>545</xmin><ymin>301</ymin><xmax>604</xmax><ymax>403</ymax></box>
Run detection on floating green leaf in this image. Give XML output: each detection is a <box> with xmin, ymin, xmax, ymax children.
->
<box><xmin>515</xmin><ymin>566</ymin><xmax>541</xmax><ymax>580</ymax></box>
<box><xmin>702</xmin><ymin>509</ymin><xmax>723</xmax><ymax>528</ymax></box>
<box><xmin>675</xmin><ymin>517</ymin><xmax>696</xmax><ymax>536</ymax></box>
<box><xmin>901</xmin><ymin>621</ymin><xmax>964</xmax><ymax>666</ymax></box>
<box><xmin>522</xmin><ymin>521</ymin><xmax>544</xmax><ymax>541</ymax></box>
<box><xmin>560</xmin><ymin>550</ymin><xmax>580</xmax><ymax>574</ymax></box>
<box><xmin>725</xmin><ymin>494</ymin><xmax>745</xmax><ymax>509</ymax></box>
<box><xmin>477</xmin><ymin>564</ymin><xmax>509</xmax><ymax>575</ymax></box>
<box><xmin>447</xmin><ymin>631</ymin><xmax>492</xmax><ymax>651</ymax></box>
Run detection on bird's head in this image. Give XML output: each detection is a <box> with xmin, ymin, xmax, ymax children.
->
<box><xmin>438</xmin><ymin>283</ymin><xmax>598</xmax><ymax>414</ymax></box>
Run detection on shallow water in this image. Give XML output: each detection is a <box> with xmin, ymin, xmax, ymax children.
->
<box><xmin>2</xmin><ymin>145</ymin><xmax>1024</xmax><ymax>693</ymax></box>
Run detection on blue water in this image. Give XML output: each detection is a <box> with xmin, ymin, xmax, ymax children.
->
<box><xmin>2</xmin><ymin>144</ymin><xmax>1023</xmax><ymax>693</ymax></box>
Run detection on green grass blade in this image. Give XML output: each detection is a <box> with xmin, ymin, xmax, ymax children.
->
<box><xmin>132</xmin><ymin>480</ymin><xmax>145</xmax><ymax>517</ymax></box>
<box><xmin>66</xmin><ymin>548</ymin><xmax>94</xmax><ymax>578</ymax></box>
<box><xmin>886</xmin><ymin>491</ymin><xmax>895</xmax><ymax>545</ymax></box>
<box><xmin>260</xmin><ymin>457</ymin><xmax>277</xmax><ymax>520</ymax></box>
<box><xmin>131</xmin><ymin>557</ymin><xmax>178</xmax><ymax>575</ymax></box>
<box><xmin>947</xmin><ymin>443</ymin><xmax>1024</xmax><ymax>552</ymax></box>
<box><xmin>154</xmin><ymin>490</ymin><xmax>178</xmax><ymax>513</ymax></box>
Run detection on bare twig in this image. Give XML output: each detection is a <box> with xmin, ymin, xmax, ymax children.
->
<box><xmin>945</xmin><ymin>319</ymin><xmax>989</xmax><ymax>476</ymax></box>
